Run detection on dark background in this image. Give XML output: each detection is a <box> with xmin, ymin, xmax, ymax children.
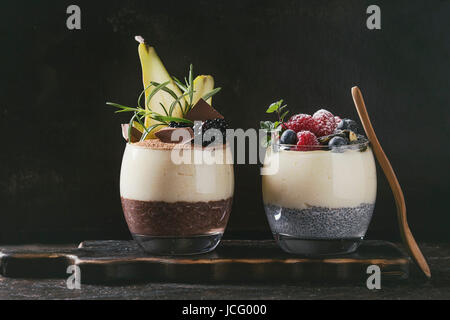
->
<box><xmin>0</xmin><ymin>0</ymin><xmax>448</xmax><ymax>244</ymax></box>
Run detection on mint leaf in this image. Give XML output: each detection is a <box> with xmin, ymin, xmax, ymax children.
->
<box><xmin>266</xmin><ymin>99</ymin><xmax>283</xmax><ymax>113</ymax></box>
<box><xmin>260</xmin><ymin>121</ymin><xmax>273</xmax><ymax>130</ymax></box>
<box><xmin>266</xmin><ymin>105</ymin><xmax>278</xmax><ymax>114</ymax></box>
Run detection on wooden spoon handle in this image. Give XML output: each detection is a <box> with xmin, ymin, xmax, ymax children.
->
<box><xmin>351</xmin><ymin>86</ymin><xmax>431</xmax><ymax>278</ymax></box>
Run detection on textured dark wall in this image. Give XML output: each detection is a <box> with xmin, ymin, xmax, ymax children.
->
<box><xmin>0</xmin><ymin>0</ymin><xmax>448</xmax><ymax>243</ymax></box>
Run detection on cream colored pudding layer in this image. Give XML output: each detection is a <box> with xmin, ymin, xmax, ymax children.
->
<box><xmin>120</xmin><ymin>143</ymin><xmax>234</xmax><ymax>202</ymax></box>
<box><xmin>262</xmin><ymin>147</ymin><xmax>377</xmax><ymax>209</ymax></box>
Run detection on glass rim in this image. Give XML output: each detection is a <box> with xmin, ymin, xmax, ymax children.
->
<box><xmin>272</xmin><ymin>140</ymin><xmax>370</xmax><ymax>151</ymax></box>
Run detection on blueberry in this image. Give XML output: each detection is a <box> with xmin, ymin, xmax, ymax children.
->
<box><xmin>337</xmin><ymin>119</ymin><xmax>359</xmax><ymax>132</ymax></box>
<box><xmin>280</xmin><ymin>129</ymin><xmax>298</xmax><ymax>145</ymax></box>
<box><xmin>328</xmin><ymin>136</ymin><xmax>349</xmax><ymax>150</ymax></box>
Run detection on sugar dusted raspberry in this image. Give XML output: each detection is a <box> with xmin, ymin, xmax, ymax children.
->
<box><xmin>312</xmin><ymin>109</ymin><xmax>337</xmax><ymax>137</ymax></box>
<box><xmin>296</xmin><ymin>130</ymin><xmax>319</xmax><ymax>151</ymax></box>
<box><xmin>334</xmin><ymin>116</ymin><xmax>342</xmax><ymax>124</ymax></box>
<box><xmin>283</xmin><ymin>113</ymin><xmax>314</xmax><ymax>133</ymax></box>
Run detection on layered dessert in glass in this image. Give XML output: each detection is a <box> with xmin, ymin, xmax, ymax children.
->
<box><xmin>121</xmin><ymin>141</ymin><xmax>234</xmax><ymax>254</ymax></box>
<box><xmin>261</xmin><ymin>103</ymin><xmax>376</xmax><ymax>255</ymax></box>
<box><xmin>108</xmin><ymin>36</ymin><xmax>233</xmax><ymax>255</ymax></box>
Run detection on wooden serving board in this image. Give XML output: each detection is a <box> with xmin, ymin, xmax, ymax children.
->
<box><xmin>0</xmin><ymin>240</ymin><xmax>409</xmax><ymax>284</ymax></box>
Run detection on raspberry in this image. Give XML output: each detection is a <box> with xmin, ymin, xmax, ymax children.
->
<box><xmin>312</xmin><ymin>109</ymin><xmax>337</xmax><ymax>137</ymax></box>
<box><xmin>334</xmin><ymin>116</ymin><xmax>342</xmax><ymax>124</ymax></box>
<box><xmin>296</xmin><ymin>130</ymin><xmax>319</xmax><ymax>151</ymax></box>
<box><xmin>283</xmin><ymin>114</ymin><xmax>314</xmax><ymax>133</ymax></box>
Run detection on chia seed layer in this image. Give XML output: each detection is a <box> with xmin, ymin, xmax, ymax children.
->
<box><xmin>264</xmin><ymin>203</ymin><xmax>375</xmax><ymax>239</ymax></box>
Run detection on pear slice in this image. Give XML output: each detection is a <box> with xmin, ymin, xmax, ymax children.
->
<box><xmin>132</xmin><ymin>121</ymin><xmax>145</xmax><ymax>133</ymax></box>
<box><xmin>137</xmin><ymin>37</ymin><xmax>184</xmax><ymax>139</ymax></box>
<box><xmin>192</xmin><ymin>75</ymin><xmax>215</xmax><ymax>106</ymax></box>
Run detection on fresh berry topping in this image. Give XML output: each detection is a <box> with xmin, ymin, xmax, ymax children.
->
<box><xmin>334</xmin><ymin>116</ymin><xmax>342</xmax><ymax>124</ymax></box>
<box><xmin>203</xmin><ymin>118</ymin><xmax>228</xmax><ymax>132</ymax></box>
<box><xmin>169</xmin><ymin>121</ymin><xmax>192</xmax><ymax>128</ymax></box>
<box><xmin>312</xmin><ymin>109</ymin><xmax>337</xmax><ymax>137</ymax></box>
<box><xmin>328</xmin><ymin>136</ymin><xmax>349</xmax><ymax>149</ymax></box>
<box><xmin>194</xmin><ymin>118</ymin><xmax>229</xmax><ymax>147</ymax></box>
<box><xmin>337</xmin><ymin>118</ymin><xmax>359</xmax><ymax>133</ymax></box>
<box><xmin>296</xmin><ymin>130</ymin><xmax>319</xmax><ymax>151</ymax></box>
<box><xmin>280</xmin><ymin>129</ymin><xmax>298</xmax><ymax>145</ymax></box>
<box><xmin>354</xmin><ymin>134</ymin><xmax>369</xmax><ymax>152</ymax></box>
<box><xmin>283</xmin><ymin>114</ymin><xmax>314</xmax><ymax>133</ymax></box>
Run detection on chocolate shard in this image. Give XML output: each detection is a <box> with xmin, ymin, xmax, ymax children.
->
<box><xmin>185</xmin><ymin>98</ymin><xmax>224</xmax><ymax>122</ymax></box>
<box><xmin>121</xmin><ymin>124</ymin><xmax>142</xmax><ymax>143</ymax></box>
<box><xmin>155</xmin><ymin>127</ymin><xmax>194</xmax><ymax>144</ymax></box>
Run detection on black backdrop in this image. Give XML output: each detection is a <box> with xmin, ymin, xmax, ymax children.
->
<box><xmin>0</xmin><ymin>0</ymin><xmax>448</xmax><ymax>243</ymax></box>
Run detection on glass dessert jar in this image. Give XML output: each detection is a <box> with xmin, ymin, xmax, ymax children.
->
<box><xmin>262</xmin><ymin>138</ymin><xmax>377</xmax><ymax>256</ymax></box>
<box><xmin>120</xmin><ymin>141</ymin><xmax>234</xmax><ymax>255</ymax></box>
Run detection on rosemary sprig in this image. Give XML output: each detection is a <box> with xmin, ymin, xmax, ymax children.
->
<box><xmin>145</xmin><ymin>81</ymin><xmax>170</xmax><ymax>111</ymax></box>
<box><xmin>141</xmin><ymin>123</ymin><xmax>165</xmax><ymax>141</ymax></box>
<box><xmin>169</xmin><ymin>92</ymin><xmax>190</xmax><ymax>116</ymax></box>
<box><xmin>106</xmin><ymin>102</ymin><xmax>194</xmax><ymax>125</ymax></box>
<box><xmin>188</xmin><ymin>64</ymin><xmax>194</xmax><ymax>107</ymax></box>
<box><xmin>202</xmin><ymin>87</ymin><xmax>222</xmax><ymax>102</ymax></box>
<box><xmin>172</xmin><ymin>76</ymin><xmax>187</xmax><ymax>92</ymax></box>
<box><xmin>107</xmin><ymin>64</ymin><xmax>222</xmax><ymax>142</ymax></box>
<box><xmin>173</xmin><ymin>65</ymin><xmax>222</xmax><ymax>116</ymax></box>
<box><xmin>128</xmin><ymin>113</ymin><xmax>138</xmax><ymax>143</ymax></box>
<box><xmin>137</xmin><ymin>83</ymin><xmax>152</xmax><ymax>109</ymax></box>
<box><xmin>149</xmin><ymin>81</ymin><xmax>183</xmax><ymax>115</ymax></box>
<box><xmin>134</xmin><ymin>112</ymin><xmax>149</xmax><ymax>136</ymax></box>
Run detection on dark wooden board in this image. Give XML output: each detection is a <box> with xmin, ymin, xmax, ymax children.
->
<box><xmin>0</xmin><ymin>240</ymin><xmax>409</xmax><ymax>284</ymax></box>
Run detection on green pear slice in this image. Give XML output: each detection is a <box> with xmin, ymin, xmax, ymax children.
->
<box><xmin>137</xmin><ymin>38</ymin><xmax>184</xmax><ymax>138</ymax></box>
<box><xmin>192</xmin><ymin>75</ymin><xmax>215</xmax><ymax>106</ymax></box>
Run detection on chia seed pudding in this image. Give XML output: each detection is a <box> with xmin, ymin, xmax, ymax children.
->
<box><xmin>264</xmin><ymin>203</ymin><xmax>375</xmax><ymax>239</ymax></box>
<box><xmin>261</xmin><ymin>109</ymin><xmax>377</xmax><ymax>255</ymax></box>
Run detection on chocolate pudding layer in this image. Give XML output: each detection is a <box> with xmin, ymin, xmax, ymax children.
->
<box><xmin>121</xmin><ymin>197</ymin><xmax>233</xmax><ymax>237</ymax></box>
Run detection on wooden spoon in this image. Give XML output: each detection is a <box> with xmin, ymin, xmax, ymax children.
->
<box><xmin>351</xmin><ymin>86</ymin><xmax>431</xmax><ymax>278</ymax></box>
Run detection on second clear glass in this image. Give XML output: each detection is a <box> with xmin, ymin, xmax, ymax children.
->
<box><xmin>262</xmin><ymin>131</ymin><xmax>377</xmax><ymax>256</ymax></box>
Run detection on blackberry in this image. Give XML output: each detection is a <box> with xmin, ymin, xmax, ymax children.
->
<box><xmin>194</xmin><ymin>118</ymin><xmax>229</xmax><ymax>147</ymax></box>
<box><xmin>169</xmin><ymin>121</ymin><xmax>192</xmax><ymax>128</ymax></box>
<box><xmin>353</xmin><ymin>134</ymin><xmax>369</xmax><ymax>152</ymax></box>
<box><xmin>202</xmin><ymin>118</ymin><xmax>228</xmax><ymax>133</ymax></box>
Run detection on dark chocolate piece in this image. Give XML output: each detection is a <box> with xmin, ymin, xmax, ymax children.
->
<box><xmin>121</xmin><ymin>124</ymin><xmax>143</xmax><ymax>143</ymax></box>
<box><xmin>155</xmin><ymin>127</ymin><xmax>194</xmax><ymax>143</ymax></box>
<box><xmin>185</xmin><ymin>99</ymin><xmax>224</xmax><ymax>122</ymax></box>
